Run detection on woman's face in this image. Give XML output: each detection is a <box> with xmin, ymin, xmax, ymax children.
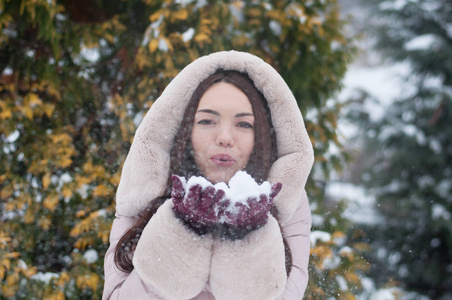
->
<box><xmin>191</xmin><ymin>82</ymin><xmax>255</xmax><ymax>184</ymax></box>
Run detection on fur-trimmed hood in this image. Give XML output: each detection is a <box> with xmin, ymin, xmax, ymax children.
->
<box><xmin>115</xmin><ymin>50</ymin><xmax>314</xmax><ymax>223</ymax></box>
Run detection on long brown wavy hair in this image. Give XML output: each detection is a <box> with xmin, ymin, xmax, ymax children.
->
<box><xmin>114</xmin><ymin>70</ymin><xmax>292</xmax><ymax>275</ymax></box>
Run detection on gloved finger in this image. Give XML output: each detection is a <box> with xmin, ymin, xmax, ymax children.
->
<box><xmin>246</xmin><ymin>197</ymin><xmax>261</xmax><ymax>219</ymax></box>
<box><xmin>198</xmin><ymin>185</ymin><xmax>216</xmax><ymax>212</ymax></box>
<box><xmin>223</xmin><ymin>200</ymin><xmax>240</xmax><ymax>224</ymax></box>
<box><xmin>195</xmin><ymin>190</ymin><xmax>219</xmax><ymax>226</ymax></box>
<box><xmin>235</xmin><ymin>202</ymin><xmax>251</xmax><ymax>228</ymax></box>
<box><xmin>201</xmin><ymin>209</ymin><xmax>218</xmax><ymax>226</ymax></box>
<box><xmin>245</xmin><ymin>195</ymin><xmax>271</xmax><ymax>227</ymax></box>
<box><xmin>171</xmin><ymin>175</ymin><xmax>186</xmax><ymax>200</ymax></box>
<box><xmin>215</xmin><ymin>196</ymin><xmax>230</xmax><ymax>220</ymax></box>
<box><xmin>194</xmin><ymin>190</ymin><xmax>217</xmax><ymax>225</ymax></box>
<box><xmin>213</xmin><ymin>189</ymin><xmax>225</xmax><ymax>206</ymax></box>
<box><xmin>257</xmin><ymin>194</ymin><xmax>273</xmax><ymax>212</ymax></box>
<box><xmin>270</xmin><ymin>182</ymin><xmax>282</xmax><ymax>199</ymax></box>
<box><xmin>186</xmin><ymin>184</ymin><xmax>203</xmax><ymax>210</ymax></box>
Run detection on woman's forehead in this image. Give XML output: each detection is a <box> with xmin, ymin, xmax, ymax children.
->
<box><xmin>197</xmin><ymin>82</ymin><xmax>252</xmax><ymax>112</ymax></box>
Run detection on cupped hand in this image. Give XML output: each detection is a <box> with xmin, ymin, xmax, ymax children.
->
<box><xmin>171</xmin><ymin>175</ymin><xmax>225</xmax><ymax>228</ymax></box>
<box><xmin>223</xmin><ymin>182</ymin><xmax>282</xmax><ymax>230</ymax></box>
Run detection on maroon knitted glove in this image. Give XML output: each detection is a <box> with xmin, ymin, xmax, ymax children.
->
<box><xmin>222</xmin><ymin>182</ymin><xmax>282</xmax><ymax>231</ymax></box>
<box><xmin>171</xmin><ymin>175</ymin><xmax>225</xmax><ymax>233</ymax></box>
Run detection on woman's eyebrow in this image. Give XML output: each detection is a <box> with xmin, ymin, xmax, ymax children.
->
<box><xmin>196</xmin><ymin>109</ymin><xmax>220</xmax><ymax>116</ymax></box>
<box><xmin>235</xmin><ymin>112</ymin><xmax>254</xmax><ymax>118</ymax></box>
<box><xmin>196</xmin><ymin>109</ymin><xmax>254</xmax><ymax>118</ymax></box>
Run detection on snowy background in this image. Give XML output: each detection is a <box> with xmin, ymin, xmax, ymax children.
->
<box><xmin>332</xmin><ymin>0</ymin><xmax>410</xmax><ymax>226</ymax></box>
<box><xmin>324</xmin><ymin>0</ymin><xmax>436</xmax><ymax>298</ymax></box>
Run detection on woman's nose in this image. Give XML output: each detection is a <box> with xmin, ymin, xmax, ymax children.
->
<box><xmin>215</xmin><ymin>127</ymin><xmax>234</xmax><ymax>147</ymax></box>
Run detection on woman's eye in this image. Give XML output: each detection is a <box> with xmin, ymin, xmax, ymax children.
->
<box><xmin>197</xmin><ymin>119</ymin><xmax>214</xmax><ymax>125</ymax></box>
<box><xmin>237</xmin><ymin>122</ymin><xmax>253</xmax><ymax>129</ymax></box>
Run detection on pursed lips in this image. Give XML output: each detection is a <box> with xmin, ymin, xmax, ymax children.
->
<box><xmin>210</xmin><ymin>154</ymin><xmax>235</xmax><ymax>167</ymax></box>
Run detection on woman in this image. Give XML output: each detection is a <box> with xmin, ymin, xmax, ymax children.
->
<box><xmin>103</xmin><ymin>51</ymin><xmax>314</xmax><ymax>299</ymax></box>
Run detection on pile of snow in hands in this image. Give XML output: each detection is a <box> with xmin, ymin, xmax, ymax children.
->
<box><xmin>176</xmin><ymin>171</ymin><xmax>272</xmax><ymax>217</ymax></box>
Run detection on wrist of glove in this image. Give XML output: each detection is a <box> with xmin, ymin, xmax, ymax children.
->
<box><xmin>171</xmin><ymin>171</ymin><xmax>282</xmax><ymax>239</ymax></box>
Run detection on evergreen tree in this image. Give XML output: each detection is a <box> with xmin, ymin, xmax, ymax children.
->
<box><xmin>348</xmin><ymin>0</ymin><xmax>452</xmax><ymax>297</ymax></box>
<box><xmin>0</xmin><ymin>0</ymin><xmax>363</xmax><ymax>298</ymax></box>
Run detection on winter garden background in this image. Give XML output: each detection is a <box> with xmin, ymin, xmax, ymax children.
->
<box><xmin>0</xmin><ymin>0</ymin><xmax>451</xmax><ymax>299</ymax></box>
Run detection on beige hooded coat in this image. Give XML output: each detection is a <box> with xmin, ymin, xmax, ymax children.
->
<box><xmin>102</xmin><ymin>51</ymin><xmax>314</xmax><ymax>300</ymax></box>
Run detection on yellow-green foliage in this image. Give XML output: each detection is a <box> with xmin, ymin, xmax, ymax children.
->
<box><xmin>0</xmin><ymin>0</ymin><xmax>363</xmax><ymax>298</ymax></box>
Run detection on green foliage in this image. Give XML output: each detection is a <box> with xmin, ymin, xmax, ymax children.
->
<box><xmin>348</xmin><ymin>0</ymin><xmax>452</xmax><ymax>297</ymax></box>
<box><xmin>352</xmin><ymin>92</ymin><xmax>452</xmax><ymax>298</ymax></box>
<box><xmin>0</xmin><ymin>0</ymin><xmax>359</xmax><ymax>298</ymax></box>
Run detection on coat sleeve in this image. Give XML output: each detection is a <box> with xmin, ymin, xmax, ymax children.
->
<box><xmin>209</xmin><ymin>215</ymin><xmax>288</xmax><ymax>300</ymax></box>
<box><xmin>102</xmin><ymin>214</ymin><xmax>169</xmax><ymax>299</ymax></box>
<box><xmin>102</xmin><ymin>200</ymin><xmax>214</xmax><ymax>300</ymax></box>
<box><xmin>279</xmin><ymin>190</ymin><xmax>312</xmax><ymax>300</ymax></box>
<box><xmin>208</xmin><ymin>191</ymin><xmax>311</xmax><ymax>300</ymax></box>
